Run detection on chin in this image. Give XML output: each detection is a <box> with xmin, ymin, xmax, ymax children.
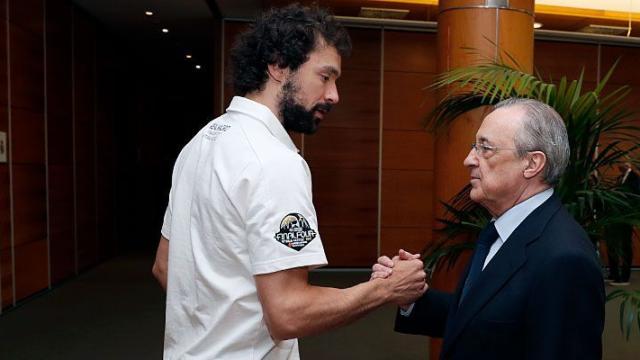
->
<box><xmin>468</xmin><ymin>189</ymin><xmax>482</xmax><ymax>203</ymax></box>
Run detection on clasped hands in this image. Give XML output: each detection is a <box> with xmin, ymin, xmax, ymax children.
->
<box><xmin>370</xmin><ymin>249</ymin><xmax>428</xmax><ymax>307</ymax></box>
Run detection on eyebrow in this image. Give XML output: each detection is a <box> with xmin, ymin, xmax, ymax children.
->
<box><xmin>320</xmin><ymin>65</ymin><xmax>340</xmax><ymax>78</ymax></box>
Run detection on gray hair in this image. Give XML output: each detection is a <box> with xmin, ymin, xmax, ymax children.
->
<box><xmin>494</xmin><ymin>98</ymin><xmax>570</xmax><ymax>185</ymax></box>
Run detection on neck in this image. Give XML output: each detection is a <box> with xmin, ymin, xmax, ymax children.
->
<box><xmin>245</xmin><ymin>82</ymin><xmax>283</xmax><ymax>124</ymax></box>
<box><xmin>490</xmin><ymin>182</ymin><xmax>550</xmax><ymax>218</ymax></box>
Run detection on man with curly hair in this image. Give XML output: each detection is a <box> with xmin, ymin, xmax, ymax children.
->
<box><xmin>152</xmin><ymin>4</ymin><xmax>428</xmax><ymax>359</ymax></box>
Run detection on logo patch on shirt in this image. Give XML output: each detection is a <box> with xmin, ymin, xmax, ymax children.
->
<box><xmin>274</xmin><ymin>213</ymin><xmax>317</xmax><ymax>251</ymax></box>
<box><xmin>204</xmin><ymin>122</ymin><xmax>231</xmax><ymax>141</ymax></box>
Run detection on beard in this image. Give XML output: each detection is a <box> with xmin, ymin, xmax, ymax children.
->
<box><xmin>279</xmin><ymin>77</ymin><xmax>332</xmax><ymax>135</ymax></box>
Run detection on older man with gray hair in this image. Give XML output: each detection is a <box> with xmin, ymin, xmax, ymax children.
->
<box><xmin>373</xmin><ymin>98</ymin><xmax>605</xmax><ymax>359</ymax></box>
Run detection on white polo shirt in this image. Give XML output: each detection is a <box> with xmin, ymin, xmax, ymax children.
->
<box><xmin>161</xmin><ymin>96</ymin><xmax>327</xmax><ymax>359</ymax></box>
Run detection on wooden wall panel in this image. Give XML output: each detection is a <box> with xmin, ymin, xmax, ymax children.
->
<box><xmin>383</xmin><ymin>72</ymin><xmax>435</xmax><ymax>131</ymax></box>
<box><xmin>380</xmin><ymin>227</ymin><xmax>432</xmax><ymax>258</ymax></box>
<box><xmin>14</xmin><ymin>239</ymin><xmax>47</xmax><ymax>300</ymax></box>
<box><xmin>46</xmin><ymin>0</ymin><xmax>74</xmax><ymax>284</ymax></box>
<box><xmin>0</xmin><ymin>0</ymin><xmax>122</xmax><ymax>308</ymax></box>
<box><xmin>384</xmin><ymin>31</ymin><xmax>437</xmax><ymax>73</ymax></box>
<box><xmin>312</xmin><ymin>168</ymin><xmax>378</xmax><ymax>266</ymax></box>
<box><xmin>342</xmin><ymin>28</ymin><xmax>381</xmax><ymax>71</ymax></box>
<box><xmin>0</xmin><ymin>163</ymin><xmax>11</xmax><ymax>307</ymax></box>
<box><xmin>382</xmin><ymin>131</ymin><xmax>433</xmax><ymax>170</ymax></box>
<box><xmin>48</xmin><ymin>165</ymin><xmax>74</xmax><ymax>283</ymax></box>
<box><xmin>12</xmin><ymin>165</ymin><xmax>47</xmax><ymax>299</ymax></box>
<box><xmin>10</xmin><ymin>109</ymin><xmax>45</xmax><ymax>164</ymax></box>
<box><xmin>95</xmin><ymin>31</ymin><xmax>116</xmax><ymax>261</ymax></box>
<box><xmin>320</xmin><ymin>226</ymin><xmax>377</xmax><ymax>267</ymax></box>
<box><xmin>9</xmin><ymin>0</ymin><xmax>43</xmax><ymax>35</ymax></box>
<box><xmin>0</xmin><ymin>0</ymin><xmax>9</xmax><ymax>309</ymax></box>
<box><xmin>12</xmin><ymin>166</ymin><xmax>46</xmax><ymax>246</ymax></box>
<box><xmin>600</xmin><ymin>45</ymin><xmax>640</xmax><ymax>85</ymax></box>
<box><xmin>0</xmin><ymin>1</ymin><xmax>6</xmax><ymax>108</ymax></box>
<box><xmin>73</xmin><ymin>10</ymin><xmax>97</xmax><ymax>271</ymax></box>
<box><xmin>9</xmin><ymin>24</ymin><xmax>44</xmax><ymax>112</ymax></box>
<box><xmin>321</xmin><ymin>69</ymin><xmax>379</xmax><ymax>129</ymax></box>
<box><xmin>312</xmin><ymin>168</ymin><xmax>378</xmax><ymax>227</ymax></box>
<box><xmin>381</xmin><ymin>170</ymin><xmax>433</xmax><ymax>227</ymax></box>
<box><xmin>381</xmin><ymin>30</ymin><xmax>437</xmax><ymax>260</ymax></box>
<box><xmin>534</xmin><ymin>41</ymin><xmax>599</xmax><ymax>82</ymax></box>
<box><xmin>9</xmin><ymin>0</ymin><xmax>48</xmax><ymax>302</ymax></box>
<box><xmin>305</xmin><ymin>27</ymin><xmax>381</xmax><ymax>266</ymax></box>
<box><xmin>304</xmin><ymin>128</ymin><xmax>377</xmax><ymax>169</ymax></box>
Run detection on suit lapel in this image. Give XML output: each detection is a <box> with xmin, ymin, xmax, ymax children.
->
<box><xmin>441</xmin><ymin>195</ymin><xmax>563</xmax><ymax>357</ymax></box>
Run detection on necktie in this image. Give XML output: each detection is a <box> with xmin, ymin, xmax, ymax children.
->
<box><xmin>459</xmin><ymin>221</ymin><xmax>498</xmax><ymax>304</ymax></box>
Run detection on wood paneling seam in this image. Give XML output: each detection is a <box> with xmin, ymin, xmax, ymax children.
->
<box><xmin>220</xmin><ymin>20</ymin><xmax>225</xmax><ymax>117</ymax></box>
<box><xmin>71</xmin><ymin>7</ymin><xmax>78</xmax><ymax>275</ymax></box>
<box><xmin>495</xmin><ymin>8</ymin><xmax>500</xmax><ymax>62</ymax></box>
<box><xmin>44</xmin><ymin>0</ymin><xmax>51</xmax><ymax>289</ymax></box>
<box><xmin>6</xmin><ymin>0</ymin><xmax>16</xmax><ymax>307</ymax></box>
<box><xmin>93</xmin><ymin>27</ymin><xmax>98</xmax><ymax>264</ymax></box>
<box><xmin>377</xmin><ymin>28</ymin><xmax>384</xmax><ymax>258</ymax></box>
<box><xmin>597</xmin><ymin>43</ymin><xmax>601</xmax><ymax>83</ymax></box>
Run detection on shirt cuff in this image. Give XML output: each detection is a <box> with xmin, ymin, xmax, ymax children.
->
<box><xmin>399</xmin><ymin>303</ymin><xmax>415</xmax><ymax>317</ymax></box>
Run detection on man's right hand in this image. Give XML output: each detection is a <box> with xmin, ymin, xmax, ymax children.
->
<box><xmin>371</xmin><ymin>249</ymin><xmax>427</xmax><ymax>307</ymax></box>
<box><xmin>384</xmin><ymin>258</ymin><xmax>428</xmax><ymax>305</ymax></box>
<box><xmin>370</xmin><ymin>249</ymin><xmax>420</xmax><ymax>280</ymax></box>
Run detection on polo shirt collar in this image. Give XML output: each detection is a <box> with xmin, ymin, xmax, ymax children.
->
<box><xmin>226</xmin><ymin>96</ymin><xmax>299</xmax><ymax>153</ymax></box>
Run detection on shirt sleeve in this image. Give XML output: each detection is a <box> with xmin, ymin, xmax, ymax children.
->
<box><xmin>399</xmin><ymin>303</ymin><xmax>416</xmax><ymax>316</ymax></box>
<box><xmin>160</xmin><ymin>188</ymin><xmax>173</xmax><ymax>240</ymax></box>
<box><xmin>237</xmin><ymin>153</ymin><xmax>327</xmax><ymax>275</ymax></box>
<box><xmin>161</xmin><ymin>146</ymin><xmax>189</xmax><ymax>240</ymax></box>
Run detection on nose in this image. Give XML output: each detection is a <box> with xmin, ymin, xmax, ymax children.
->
<box><xmin>463</xmin><ymin>147</ymin><xmax>478</xmax><ymax>168</ymax></box>
<box><xmin>325</xmin><ymin>81</ymin><xmax>339</xmax><ymax>105</ymax></box>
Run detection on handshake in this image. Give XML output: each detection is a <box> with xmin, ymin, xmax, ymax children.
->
<box><xmin>369</xmin><ymin>249</ymin><xmax>429</xmax><ymax>308</ymax></box>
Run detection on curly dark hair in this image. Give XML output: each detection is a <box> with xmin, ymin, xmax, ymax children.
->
<box><xmin>229</xmin><ymin>3</ymin><xmax>352</xmax><ymax>96</ymax></box>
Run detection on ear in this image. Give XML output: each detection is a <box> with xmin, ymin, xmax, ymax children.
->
<box><xmin>267</xmin><ymin>63</ymin><xmax>288</xmax><ymax>83</ymax></box>
<box><xmin>523</xmin><ymin>151</ymin><xmax>546</xmax><ymax>179</ymax></box>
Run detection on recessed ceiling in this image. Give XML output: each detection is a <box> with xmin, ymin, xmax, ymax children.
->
<box><xmin>71</xmin><ymin>0</ymin><xmax>218</xmax><ymax>55</ymax></box>
<box><xmin>71</xmin><ymin>0</ymin><xmax>640</xmax><ymax>53</ymax></box>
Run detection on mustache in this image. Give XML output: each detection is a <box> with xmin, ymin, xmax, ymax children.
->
<box><xmin>313</xmin><ymin>103</ymin><xmax>333</xmax><ymax>113</ymax></box>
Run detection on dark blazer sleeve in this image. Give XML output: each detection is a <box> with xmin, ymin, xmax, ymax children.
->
<box><xmin>525</xmin><ymin>252</ymin><xmax>605</xmax><ymax>360</ymax></box>
<box><xmin>394</xmin><ymin>289</ymin><xmax>453</xmax><ymax>337</ymax></box>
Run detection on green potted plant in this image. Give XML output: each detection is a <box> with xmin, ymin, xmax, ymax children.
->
<box><xmin>423</xmin><ymin>58</ymin><xmax>640</xmax><ymax>339</ymax></box>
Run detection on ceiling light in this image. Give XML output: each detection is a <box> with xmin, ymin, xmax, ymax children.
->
<box><xmin>162</xmin><ymin>28</ymin><xmax>169</xmax><ymax>33</ymax></box>
<box><xmin>359</xmin><ymin>7</ymin><xmax>409</xmax><ymax>20</ymax></box>
<box><xmin>534</xmin><ymin>22</ymin><xmax>543</xmax><ymax>29</ymax></box>
<box><xmin>195</xmin><ymin>65</ymin><xmax>202</xmax><ymax>69</ymax></box>
<box><xmin>145</xmin><ymin>11</ymin><xmax>154</xmax><ymax>16</ymax></box>
<box><xmin>186</xmin><ymin>54</ymin><xmax>192</xmax><ymax>59</ymax></box>
<box><xmin>579</xmin><ymin>24</ymin><xmax>628</xmax><ymax>35</ymax></box>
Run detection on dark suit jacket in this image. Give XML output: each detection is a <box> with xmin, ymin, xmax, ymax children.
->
<box><xmin>395</xmin><ymin>195</ymin><xmax>605</xmax><ymax>360</ymax></box>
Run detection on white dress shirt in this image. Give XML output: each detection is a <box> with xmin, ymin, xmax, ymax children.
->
<box><xmin>161</xmin><ymin>96</ymin><xmax>327</xmax><ymax>359</ymax></box>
